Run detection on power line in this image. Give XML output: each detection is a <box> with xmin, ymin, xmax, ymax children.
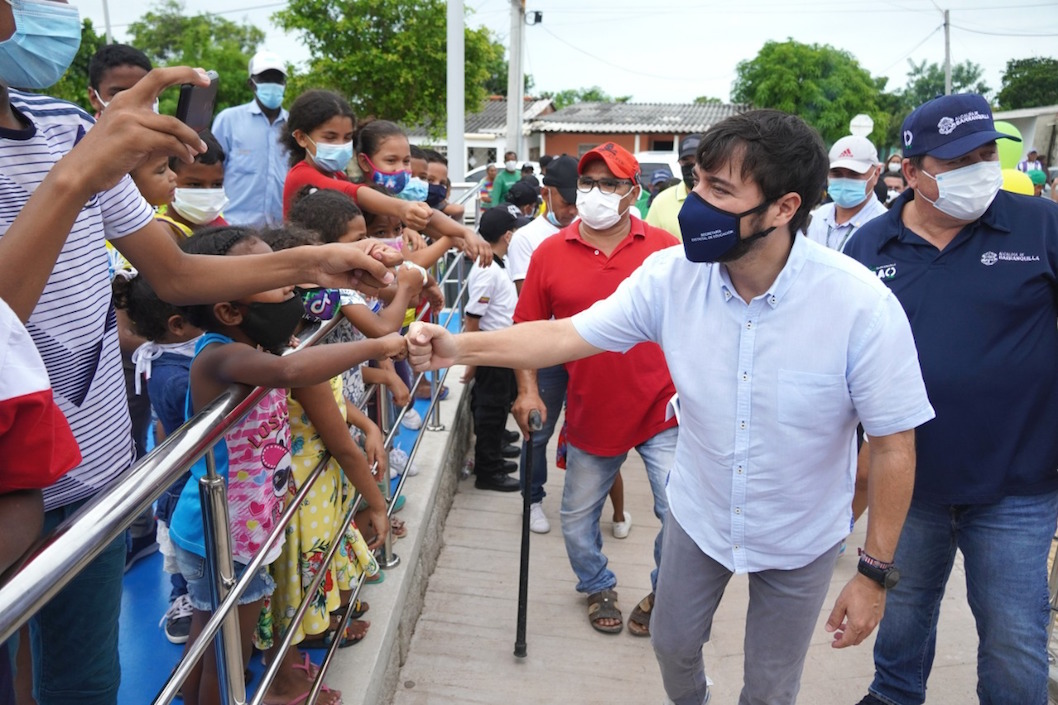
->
<box><xmin>952</xmin><ymin>23</ymin><xmax>1058</xmax><ymax>37</ymax></box>
<box><xmin>879</xmin><ymin>24</ymin><xmax>943</xmax><ymax>73</ymax></box>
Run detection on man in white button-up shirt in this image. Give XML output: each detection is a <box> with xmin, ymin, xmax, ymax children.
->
<box><xmin>405</xmin><ymin>110</ymin><xmax>934</xmax><ymax>705</ymax></box>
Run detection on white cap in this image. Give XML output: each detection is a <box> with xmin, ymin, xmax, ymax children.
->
<box><xmin>248</xmin><ymin>50</ymin><xmax>286</xmax><ymax>78</ymax></box>
<box><xmin>829</xmin><ymin>135</ymin><xmax>879</xmax><ymax>174</ymax></box>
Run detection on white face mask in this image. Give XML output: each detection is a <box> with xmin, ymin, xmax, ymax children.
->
<box><xmin>172</xmin><ymin>188</ymin><xmax>229</xmax><ymax>225</ymax></box>
<box><xmin>504</xmin><ymin>160</ymin><xmax>518</xmax><ymax>172</ymax></box>
<box><xmin>576</xmin><ymin>188</ymin><xmax>627</xmax><ymax>230</ymax></box>
<box><xmin>917</xmin><ymin>160</ymin><xmax>1002</xmax><ymax>222</ymax></box>
<box><xmin>888</xmin><ymin>161</ymin><xmax>901</xmax><ymax>173</ymax></box>
<box><xmin>93</xmin><ymin>88</ymin><xmax>160</xmax><ymax>114</ymax></box>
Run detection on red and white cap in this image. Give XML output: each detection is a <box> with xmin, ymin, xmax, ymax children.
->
<box><xmin>829</xmin><ymin>135</ymin><xmax>879</xmax><ymax>174</ymax></box>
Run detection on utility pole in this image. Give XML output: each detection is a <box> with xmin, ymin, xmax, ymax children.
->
<box><xmin>102</xmin><ymin>0</ymin><xmax>113</xmax><ymax>42</ymax></box>
<box><xmin>943</xmin><ymin>9</ymin><xmax>952</xmax><ymax>95</ymax></box>
<box><xmin>446</xmin><ymin>0</ymin><xmax>466</xmax><ymax>182</ymax></box>
<box><xmin>505</xmin><ymin>0</ymin><xmax>525</xmax><ymax>160</ymax></box>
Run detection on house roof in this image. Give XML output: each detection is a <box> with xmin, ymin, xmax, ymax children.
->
<box><xmin>405</xmin><ymin>97</ymin><xmax>554</xmax><ymax>138</ymax></box>
<box><xmin>531</xmin><ymin>101</ymin><xmax>747</xmax><ymax>134</ymax></box>
<box><xmin>992</xmin><ymin>104</ymin><xmax>1058</xmax><ymax>120</ymax></box>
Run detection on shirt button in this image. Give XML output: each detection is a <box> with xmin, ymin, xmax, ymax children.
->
<box><xmin>737</xmin><ymin>465</ymin><xmax>743</xmax><ymax>474</ymax></box>
<box><xmin>746</xmin><ymin>321</ymin><xmax>753</xmax><ymax>329</ymax></box>
<box><xmin>740</xmin><ymin>420</ymin><xmax>746</xmax><ymax>429</ymax></box>
<box><xmin>594</xmin><ymin>249</ymin><xmax>599</xmax><ymax>255</ymax></box>
<box><xmin>735</xmin><ymin>507</ymin><xmax>741</xmax><ymax>515</ymax></box>
<box><xmin>734</xmin><ymin>544</ymin><xmax>740</xmax><ymax>550</ymax></box>
<box><xmin>769</xmin><ymin>296</ymin><xmax>777</xmax><ymax>305</ymax></box>
<box><xmin>742</xmin><ymin>372</ymin><xmax>748</xmax><ymax>381</ymax></box>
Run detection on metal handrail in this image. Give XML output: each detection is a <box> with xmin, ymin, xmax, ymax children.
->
<box><xmin>0</xmin><ymin>244</ymin><xmax>474</xmax><ymax>704</ymax></box>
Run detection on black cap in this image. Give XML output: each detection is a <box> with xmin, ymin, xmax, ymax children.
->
<box><xmin>479</xmin><ymin>204</ymin><xmax>531</xmax><ymax>242</ymax></box>
<box><xmin>541</xmin><ymin>155</ymin><xmax>578</xmax><ymax>206</ymax></box>
<box><xmin>539</xmin><ymin>154</ymin><xmax>553</xmax><ymax>170</ymax></box>
<box><xmin>506</xmin><ymin>180</ymin><xmax>540</xmax><ymax>208</ymax></box>
<box><xmin>679</xmin><ymin>134</ymin><xmax>703</xmax><ymax>159</ymax></box>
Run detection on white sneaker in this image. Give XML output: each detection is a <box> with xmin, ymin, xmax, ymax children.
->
<box><xmin>529</xmin><ymin>502</ymin><xmax>550</xmax><ymax>534</ymax></box>
<box><xmin>612</xmin><ymin>512</ymin><xmax>633</xmax><ymax>539</ymax></box>
<box><xmin>400</xmin><ymin>408</ymin><xmax>423</xmax><ymax>430</ymax></box>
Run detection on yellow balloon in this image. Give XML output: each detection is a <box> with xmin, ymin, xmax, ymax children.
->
<box><xmin>994</xmin><ymin>121</ymin><xmax>1023</xmax><ymax>170</ymax></box>
<box><xmin>1001</xmin><ymin>168</ymin><xmax>1034</xmax><ymax>196</ymax></box>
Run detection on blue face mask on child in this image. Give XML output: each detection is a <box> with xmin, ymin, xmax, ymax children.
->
<box><xmin>371</xmin><ymin>166</ymin><xmax>411</xmax><ymax>195</ymax></box>
<box><xmin>397</xmin><ymin>176</ymin><xmax>429</xmax><ymax>202</ymax></box>
<box><xmin>308</xmin><ymin>137</ymin><xmax>354</xmax><ymax>173</ymax></box>
<box><xmin>0</xmin><ymin>0</ymin><xmax>82</xmax><ymax>89</ymax></box>
<box><xmin>426</xmin><ymin>183</ymin><xmax>447</xmax><ymax>207</ymax></box>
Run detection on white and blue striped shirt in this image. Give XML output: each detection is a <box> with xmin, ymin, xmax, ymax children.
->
<box><xmin>572</xmin><ymin>236</ymin><xmax>935</xmax><ymax>573</ymax></box>
<box><xmin>0</xmin><ymin>90</ymin><xmax>154</xmax><ymax>509</ymax></box>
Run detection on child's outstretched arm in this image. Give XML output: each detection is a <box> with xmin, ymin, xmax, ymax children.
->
<box><xmin>343</xmin><ymin>399</ymin><xmax>388</xmax><ymax>482</ymax></box>
<box><xmin>291</xmin><ymin>383</ymin><xmax>389</xmax><ymax>551</ymax></box>
<box><xmin>341</xmin><ymin>265</ymin><xmax>424</xmax><ymax>338</ymax></box>
<box><xmin>191</xmin><ymin>334</ymin><xmax>407</xmax><ymax>405</ymax></box>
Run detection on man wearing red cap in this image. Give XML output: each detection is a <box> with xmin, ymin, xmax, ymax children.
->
<box><xmin>512</xmin><ymin>142</ymin><xmax>679</xmax><ymax>636</ymax></box>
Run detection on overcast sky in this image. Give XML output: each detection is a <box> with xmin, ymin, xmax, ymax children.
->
<box><xmin>76</xmin><ymin>0</ymin><xmax>1058</xmax><ymax>105</ymax></box>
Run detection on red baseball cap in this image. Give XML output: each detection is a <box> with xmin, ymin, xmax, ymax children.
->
<box><xmin>578</xmin><ymin>142</ymin><xmax>641</xmax><ymax>183</ymax></box>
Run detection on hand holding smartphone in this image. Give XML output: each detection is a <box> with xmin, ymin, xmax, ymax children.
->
<box><xmin>175</xmin><ymin>70</ymin><xmax>219</xmax><ymax>133</ymax></box>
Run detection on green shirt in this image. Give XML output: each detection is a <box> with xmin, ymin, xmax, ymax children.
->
<box><xmin>489</xmin><ymin>169</ymin><xmax>521</xmax><ymax>209</ymax></box>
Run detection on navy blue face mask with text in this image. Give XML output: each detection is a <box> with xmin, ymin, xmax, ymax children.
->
<box><xmin>677</xmin><ymin>190</ymin><xmax>775</xmax><ymax>263</ymax></box>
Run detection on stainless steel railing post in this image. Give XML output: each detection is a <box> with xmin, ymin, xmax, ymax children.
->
<box><xmin>200</xmin><ymin>449</ymin><xmax>246</xmax><ymax>705</ymax></box>
<box><xmin>376</xmin><ymin>389</ymin><xmax>401</xmax><ymax>570</ymax></box>
<box><xmin>426</xmin><ymin>260</ymin><xmax>446</xmax><ymax>433</ymax></box>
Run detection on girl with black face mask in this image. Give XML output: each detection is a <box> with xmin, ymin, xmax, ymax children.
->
<box><xmin>170</xmin><ymin>226</ymin><xmax>406</xmax><ymax>705</ymax></box>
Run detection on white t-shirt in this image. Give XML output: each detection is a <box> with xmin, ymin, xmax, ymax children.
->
<box><xmin>465</xmin><ymin>257</ymin><xmax>517</xmax><ymax>332</ymax></box>
<box><xmin>0</xmin><ymin>90</ymin><xmax>155</xmax><ymax>509</ymax></box>
<box><xmin>506</xmin><ymin>214</ymin><xmax>560</xmax><ymax>282</ymax></box>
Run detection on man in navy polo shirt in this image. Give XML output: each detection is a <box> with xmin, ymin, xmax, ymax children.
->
<box><xmin>845</xmin><ymin>94</ymin><xmax>1058</xmax><ymax>705</ymax></box>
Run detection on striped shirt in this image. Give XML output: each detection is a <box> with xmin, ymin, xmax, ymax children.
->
<box><xmin>0</xmin><ymin>90</ymin><xmax>154</xmax><ymax>509</ymax></box>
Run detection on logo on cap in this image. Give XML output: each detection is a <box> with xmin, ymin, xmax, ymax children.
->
<box><xmin>838</xmin><ymin>148</ymin><xmax>854</xmax><ymax>158</ymax></box>
<box><xmin>903</xmin><ymin>130</ymin><xmax>913</xmax><ymax>147</ymax></box>
<box><xmin>937</xmin><ymin>111</ymin><xmax>988</xmax><ymax>136</ymax></box>
<box><xmin>506</xmin><ymin>204</ymin><xmax>521</xmax><ymax>217</ymax></box>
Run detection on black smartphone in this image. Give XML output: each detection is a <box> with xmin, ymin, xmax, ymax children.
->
<box><xmin>175</xmin><ymin>70</ymin><xmax>219</xmax><ymax>133</ymax></box>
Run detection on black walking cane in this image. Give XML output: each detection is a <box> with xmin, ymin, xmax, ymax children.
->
<box><xmin>514</xmin><ymin>408</ymin><xmax>543</xmax><ymax>658</ymax></box>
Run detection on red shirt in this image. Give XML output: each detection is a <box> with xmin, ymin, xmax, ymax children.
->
<box><xmin>515</xmin><ymin>217</ymin><xmax>679</xmax><ymax>455</ymax></box>
<box><xmin>283</xmin><ymin>160</ymin><xmax>363</xmax><ymax>218</ymax></box>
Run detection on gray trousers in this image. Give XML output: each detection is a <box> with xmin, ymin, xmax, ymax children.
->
<box><xmin>651</xmin><ymin>516</ymin><xmax>841</xmax><ymax>705</ymax></box>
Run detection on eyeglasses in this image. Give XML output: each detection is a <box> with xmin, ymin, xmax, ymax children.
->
<box><xmin>576</xmin><ymin>176</ymin><xmax>635</xmax><ymax>195</ymax></box>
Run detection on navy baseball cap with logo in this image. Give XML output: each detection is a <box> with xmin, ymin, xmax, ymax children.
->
<box><xmin>901</xmin><ymin>93</ymin><xmax>1019</xmax><ymax>160</ymax></box>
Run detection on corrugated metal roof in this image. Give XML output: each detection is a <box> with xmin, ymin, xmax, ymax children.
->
<box><xmin>531</xmin><ymin>101</ymin><xmax>748</xmax><ymax>133</ymax></box>
<box><xmin>406</xmin><ymin>97</ymin><xmax>554</xmax><ymax>137</ymax></box>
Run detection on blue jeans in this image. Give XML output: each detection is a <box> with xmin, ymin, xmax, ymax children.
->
<box><xmin>561</xmin><ymin>425</ymin><xmax>677</xmax><ymax>595</ymax></box>
<box><xmin>519</xmin><ymin>364</ymin><xmax>568</xmax><ymax>505</ymax></box>
<box><xmin>869</xmin><ymin>490</ymin><xmax>1058</xmax><ymax>705</ymax></box>
<box><xmin>30</xmin><ymin>498</ymin><xmax>125</xmax><ymax>705</ymax></box>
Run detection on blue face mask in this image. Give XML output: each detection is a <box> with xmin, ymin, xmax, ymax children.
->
<box><xmin>371</xmin><ymin>166</ymin><xmax>410</xmax><ymax>195</ymax></box>
<box><xmin>546</xmin><ymin>210</ymin><xmax>561</xmax><ymax>227</ymax></box>
<box><xmin>254</xmin><ymin>81</ymin><xmax>285</xmax><ymax>110</ymax></box>
<box><xmin>828</xmin><ymin>177</ymin><xmax>869</xmax><ymax>209</ymax></box>
<box><xmin>397</xmin><ymin>176</ymin><xmax>428</xmax><ymax>202</ymax></box>
<box><xmin>677</xmin><ymin>190</ymin><xmax>775</xmax><ymax>263</ymax></box>
<box><xmin>308</xmin><ymin>137</ymin><xmax>353</xmax><ymax>173</ymax></box>
<box><xmin>0</xmin><ymin>0</ymin><xmax>82</xmax><ymax>90</ymax></box>
<box><xmin>426</xmin><ymin>182</ymin><xmax>447</xmax><ymax>207</ymax></box>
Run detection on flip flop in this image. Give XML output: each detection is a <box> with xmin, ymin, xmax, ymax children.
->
<box><xmin>586</xmin><ymin>588</ymin><xmax>622</xmax><ymax>635</ymax></box>
<box><xmin>390</xmin><ymin>516</ymin><xmax>408</xmax><ymax>539</ymax></box>
<box><xmin>300</xmin><ymin>619</ymin><xmax>369</xmax><ymax>649</ymax></box>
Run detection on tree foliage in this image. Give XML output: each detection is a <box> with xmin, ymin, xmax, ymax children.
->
<box><xmin>538</xmin><ymin>86</ymin><xmax>631</xmax><ymax>111</ymax></box>
<box><xmin>274</xmin><ymin>0</ymin><xmax>504</xmax><ymax>131</ymax></box>
<box><xmin>128</xmin><ymin>0</ymin><xmax>265</xmax><ymax>116</ymax></box>
<box><xmin>900</xmin><ymin>59</ymin><xmax>990</xmax><ymax>109</ymax></box>
<box><xmin>482</xmin><ymin>52</ymin><xmax>534</xmax><ymax>97</ymax></box>
<box><xmin>47</xmin><ymin>18</ymin><xmax>107</xmax><ymax>112</ymax></box>
<box><xmin>732</xmin><ymin>40</ymin><xmax>883</xmax><ymax>144</ymax></box>
<box><xmin>997</xmin><ymin>57</ymin><xmax>1058</xmax><ymax>110</ymax></box>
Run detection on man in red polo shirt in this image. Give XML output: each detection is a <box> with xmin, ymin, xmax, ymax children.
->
<box><xmin>514</xmin><ymin>143</ymin><xmax>679</xmax><ymax>636</ymax></box>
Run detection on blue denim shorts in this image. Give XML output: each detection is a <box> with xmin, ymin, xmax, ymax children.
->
<box><xmin>171</xmin><ymin>543</ymin><xmax>275</xmax><ymax>612</ymax></box>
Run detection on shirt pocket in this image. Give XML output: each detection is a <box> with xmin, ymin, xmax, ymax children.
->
<box><xmin>777</xmin><ymin>369</ymin><xmax>850</xmax><ymax>429</ymax></box>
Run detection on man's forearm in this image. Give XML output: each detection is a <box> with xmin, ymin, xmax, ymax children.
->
<box><xmin>455</xmin><ymin>319</ymin><xmax>600</xmax><ymax>370</ymax></box>
<box><xmin>515</xmin><ymin>367</ymin><xmax>538</xmax><ymax>395</ymax></box>
<box><xmin>863</xmin><ymin>429</ymin><xmax>916</xmax><ymax>562</ymax></box>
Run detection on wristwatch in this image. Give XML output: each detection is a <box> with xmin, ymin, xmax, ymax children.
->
<box><xmin>857</xmin><ymin>550</ymin><xmax>901</xmax><ymax>589</ymax></box>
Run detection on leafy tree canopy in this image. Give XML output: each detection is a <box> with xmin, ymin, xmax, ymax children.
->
<box><xmin>732</xmin><ymin>39</ymin><xmax>883</xmax><ymax>144</ymax></box>
<box><xmin>128</xmin><ymin>0</ymin><xmax>265</xmax><ymax>116</ymax></box>
<box><xmin>538</xmin><ymin>86</ymin><xmax>631</xmax><ymax>111</ymax></box>
<box><xmin>274</xmin><ymin>0</ymin><xmax>504</xmax><ymax>131</ymax></box>
<box><xmin>997</xmin><ymin>57</ymin><xmax>1058</xmax><ymax>110</ymax></box>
